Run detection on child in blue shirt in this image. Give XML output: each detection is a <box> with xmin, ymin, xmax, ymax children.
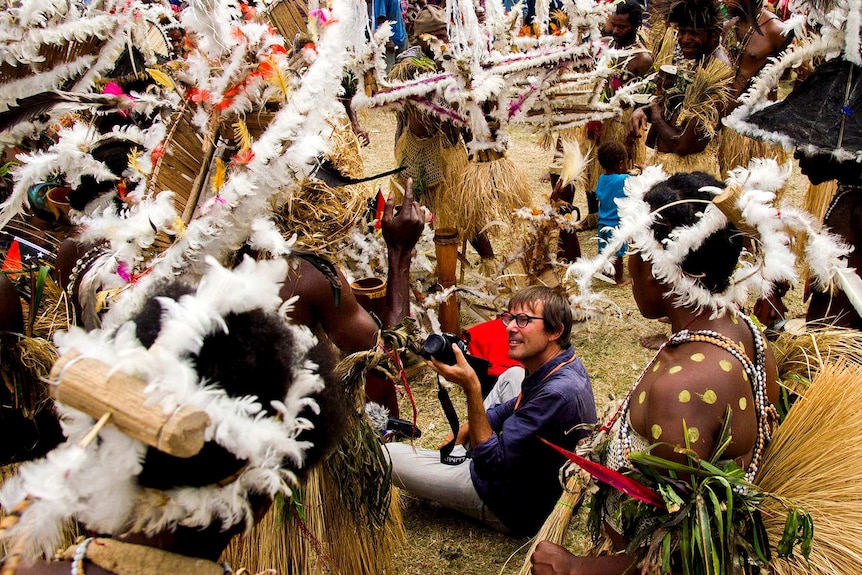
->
<box><xmin>595</xmin><ymin>141</ymin><xmax>630</xmax><ymax>285</ymax></box>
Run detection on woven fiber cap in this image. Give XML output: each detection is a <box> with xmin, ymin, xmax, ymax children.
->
<box><xmin>413</xmin><ymin>5</ymin><xmax>447</xmax><ymax>38</ymax></box>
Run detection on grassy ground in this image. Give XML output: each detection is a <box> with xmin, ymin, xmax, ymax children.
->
<box><xmin>357</xmin><ymin>107</ymin><xmax>810</xmax><ymax>575</ymax></box>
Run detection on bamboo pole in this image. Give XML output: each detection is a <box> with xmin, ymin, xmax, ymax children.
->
<box><xmin>434</xmin><ymin>228</ymin><xmax>461</xmax><ymax>334</ymax></box>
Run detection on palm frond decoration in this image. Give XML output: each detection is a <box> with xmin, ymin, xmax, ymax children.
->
<box><xmin>211</xmin><ymin>158</ymin><xmax>227</xmax><ymax>194</ymax></box>
<box><xmin>259</xmin><ymin>57</ymin><xmax>291</xmax><ymax>101</ymax></box>
<box><xmin>677</xmin><ymin>58</ymin><xmax>733</xmax><ymax>138</ymax></box>
<box><xmin>126</xmin><ymin>147</ymin><xmax>145</xmax><ymax>178</ymax></box>
<box><xmin>653</xmin><ymin>27</ymin><xmax>678</xmax><ymax>72</ymax></box>
<box><xmin>145</xmin><ymin>68</ymin><xmax>176</xmax><ymax>92</ymax></box>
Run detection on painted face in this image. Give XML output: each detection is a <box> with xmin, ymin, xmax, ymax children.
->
<box><xmin>609</xmin><ymin>14</ymin><xmax>637</xmax><ymax>46</ymax></box>
<box><xmin>168</xmin><ymin>29</ymin><xmax>184</xmax><ymax>57</ymax></box>
<box><xmin>505</xmin><ymin>301</ymin><xmax>558</xmax><ymax>369</ymax></box>
<box><xmin>676</xmin><ymin>26</ymin><xmax>712</xmax><ymax>60</ymax></box>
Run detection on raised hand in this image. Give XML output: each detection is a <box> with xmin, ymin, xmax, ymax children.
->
<box><xmin>382</xmin><ymin>177</ymin><xmax>424</xmax><ymax>254</ymax></box>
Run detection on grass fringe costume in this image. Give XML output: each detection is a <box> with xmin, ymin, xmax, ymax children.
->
<box><xmin>389</xmin><ymin>55</ymin><xmax>470</xmax><ymax>230</ymax></box>
<box><xmin>654</xmin><ymin>57</ymin><xmax>733</xmax><ymax>178</ymax></box>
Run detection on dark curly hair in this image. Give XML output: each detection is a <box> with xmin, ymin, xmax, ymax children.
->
<box><xmin>644</xmin><ymin>171</ymin><xmax>743</xmax><ymax>294</ymax></box>
<box><xmin>668</xmin><ymin>0</ymin><xmax>723</xmax><ymax>31</ymax></box>
<box><xmin>132</xmin><ymin>281</ymin><xmax>347</xmax><ymax>494</ymax></box>
<box><xmin>597</xmin><ymin>141</ymin><xmax>628</xmax><ymax>172</ymax></box>
<box><xmin>615</xmin><ymin>0</ymin><xmax>644</xmax><ymax>28</ymax></box>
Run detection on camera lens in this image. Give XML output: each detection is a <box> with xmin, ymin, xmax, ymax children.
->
<box><xmin>420</xmin><ymin>334</ymin><xmax>447</xmax><ymax>359</ymax></box>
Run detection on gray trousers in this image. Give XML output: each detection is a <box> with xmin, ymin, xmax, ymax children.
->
<box><xmin>385</xmin><ymin>366</ymin><xmax>525</xmax><ymax>533</ymax></box>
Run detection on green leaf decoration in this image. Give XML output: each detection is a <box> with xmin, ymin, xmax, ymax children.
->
<box><xmin>587</xmin><ymin>406</ymin><xmax>813</xmax><ymax>575</ymax></box>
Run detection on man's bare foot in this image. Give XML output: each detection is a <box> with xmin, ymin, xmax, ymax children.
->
<box><xmin>615</xmin><ymin>276</ymin><xmax>631</xmax><ymax>287</ymax></box>
<box><xmin>639</xmin><ymin>333</ymin><xmax>668</xmax><ymax>350</ymax></box>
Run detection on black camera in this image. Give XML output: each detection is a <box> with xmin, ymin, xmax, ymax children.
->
<box><xmin>420</xmin><ymin>333</ymin><xmax>468</xmax><ymax>366</ymax></box>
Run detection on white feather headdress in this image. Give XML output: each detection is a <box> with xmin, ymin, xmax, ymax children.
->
<box><xmin>0</xmin><ymin>256</ymin><xmax>325</xmax><ymax>560</ymax></box>
<box><xmin>564</xmin><ymin>161</ymin><xmax>854</xmax><ymax>320</ymax></box>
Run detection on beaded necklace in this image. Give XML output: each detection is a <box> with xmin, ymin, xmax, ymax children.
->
<box><xmin>823</xmin><ymin>183</ymin><xmax>862</xmax><ymax>223</ymax></box>
<box><xmin>611</xmin><ymin>314</ymin><xmax>775</xmax><ymax>485</ymax></box>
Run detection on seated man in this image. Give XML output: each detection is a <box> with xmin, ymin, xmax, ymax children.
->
<box><xmin>386</xmin><ymin>286</ymin><xmax>597</xmax><ymax>535</ymax></box>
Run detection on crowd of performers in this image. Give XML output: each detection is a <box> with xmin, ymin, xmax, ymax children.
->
<box><xmin>1</xmin><ymin>0</ymin><xmax>862</xmax><ymax>574</ymax></box>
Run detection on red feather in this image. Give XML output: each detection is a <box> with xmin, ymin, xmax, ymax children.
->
<box><xmin>539</xmin><ymin>437</ymin><xmax>665</xmax><ymax>508</ymax></box>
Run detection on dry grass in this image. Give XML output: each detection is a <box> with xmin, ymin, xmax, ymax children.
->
<box><xmin>356</xmin><ymin>107</ymin><xmax>810</xmax><ymax>575</ymax></box>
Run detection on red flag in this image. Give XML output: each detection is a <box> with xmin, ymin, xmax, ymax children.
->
<box><xmin>1</xmin><ymin>239</ymin><xmax>23</xmax><ymax>276</ymax></box>
<box><xmin>374</xmin><ymin>188</ymin><xmax>386</xmax><ymax>230</ymax></box>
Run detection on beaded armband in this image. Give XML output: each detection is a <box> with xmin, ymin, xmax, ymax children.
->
<box><xmin>66</xmin><ymin>243</ymin><xmax>108</xmax><ymax>307</ymax></box>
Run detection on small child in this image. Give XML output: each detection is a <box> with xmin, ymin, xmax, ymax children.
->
<box><xmin>595</xmin><ymin>141</ymin><xmax>630</xmax><ymax>285</ymax></box>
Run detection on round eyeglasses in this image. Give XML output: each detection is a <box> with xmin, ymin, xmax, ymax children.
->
<box><xmin>498</xmin><ymin>312</ymin><xmax>545</xmax><ymax>328</ymax></box>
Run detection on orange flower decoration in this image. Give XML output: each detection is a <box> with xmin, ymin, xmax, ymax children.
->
<box><xmin>187</xmin><ymin>87</ymin><xmax>212</xmax><ymax>104</ymax></box>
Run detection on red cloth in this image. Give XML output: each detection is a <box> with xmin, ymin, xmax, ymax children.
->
<box><xmin>1</xmin><ymin>240</ymin><xmax>22</xmax><ymax>277</ymax></box>
<box><xmin>466</xmin><ymin>318</ymin><xmax>521</xmax><ymax>377</ymax></box>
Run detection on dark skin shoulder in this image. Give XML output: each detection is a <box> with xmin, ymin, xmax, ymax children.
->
<box><xmin>282</xmin><ymin>258</ymin><xmax>380</xmax><ymax>353</ymax></box>
<box><xmin>530</xmin><ymin>314</ymin><xmax>779</xmax><ymax>575</ymax></box>
<box><xmin>726</xmin><ymin>11</ymin><xmax>791</xmax><ymax>101</ymax></box>
<box><xmin>629</xmin><ymin>315</ymin><xmax>778</xmax><ymax>468</ymax></box>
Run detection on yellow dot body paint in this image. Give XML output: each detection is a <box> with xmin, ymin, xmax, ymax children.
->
<box><xmin>719</xmin><ymin>359</ymin><xmax>733</xmax><ymax>372</ymax></box>
<box><xmin>652</xmin><ymin>424</ymin><xmax>662</xmax><ymax>439</ymax></box>
<box><xmin>687</xmin><ymin>427</ymin><xmax>700</xmax><ymax>442</ymax></box>
<box><xmin>669</xmin><ymin>365</ymin><xmax>682</xmax><ymax>374</ymax></box>
<box><xmin>690</xmin><ymin>353</ymin><xmax>705</xmax><ymax>362</ymax></box>
<box><xmin>739</xmin><ymin>397</ymin><xmax>747</xmax><ymax>411</ymax></box>
<box><xmin>679</xmin><ymin>390</ymin><xmax>691</xmax><ymax>403</ymax></box>
<box><xmin>701</xmin><ymin>389</ymin><xmax>717</xmax><ymax>404</ymax></box>
<box><xmin>638</xmin><ymin>391</ymin><xmax>646</xmax><ymax>404</ymax></box>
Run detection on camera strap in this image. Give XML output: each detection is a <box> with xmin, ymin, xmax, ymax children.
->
<box><xmin>437</xmin><ymin>378</ymin><xmax>467</xmax><ymax>465</ymax></box>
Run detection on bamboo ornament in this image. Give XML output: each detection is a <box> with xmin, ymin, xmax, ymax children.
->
<box><xmin>711</xmin><ymin>184</ymin><xmax>759</xmax><ymax>238</ymax></box>
<box><xmin>434</xmin><ymin>228</ymin><xmax>461</xmax><ymax>334</ymax></box>
<box><xmin>49</xmin><ymin>351</ymin><xmax>210</xmax><ymax>458</ymax></box>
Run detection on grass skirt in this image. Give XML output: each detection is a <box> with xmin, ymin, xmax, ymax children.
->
<box><xmin>221</xmin><ymin>416</ymin><xmax>405</xmax><ymax>575</ymax></box>
<box><xmin>757</xmin><ymin>360</ymin><xmax>862</xmax><ymax>575</ymax></box>
<box><xmin>651</xmin><ymin>139</ymin><xmax>721</xmax><ymax>179</ymax></box>
<box><xmin>718</xmin><ymin>128</ymin><xmax>789</xmax><ymax>184</ymax></box>
<box><xmin>452</xmin><ymin>152</ymin><xmax>533</xmax><ymax>241</ymax></box>
<box><xmin>392</xmin><ymin>129</ymin><xmax>469</xmax><ymax>230</ymax></box>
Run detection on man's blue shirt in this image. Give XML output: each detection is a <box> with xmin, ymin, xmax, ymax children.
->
<box><xmin>469</xmin><ymin>346</ymin><xmax>596</xmax><ymax>534</ymax></box>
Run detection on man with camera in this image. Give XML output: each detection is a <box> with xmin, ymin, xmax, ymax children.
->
<box><xmin>386</xmin><ymin>286</ymin><xmax>596</xmax><ymax>535</ymax></box>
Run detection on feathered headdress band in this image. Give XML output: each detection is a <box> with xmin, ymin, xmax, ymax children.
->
<box><xmin>565</xmin><ymin>160</ymin><xmax>854</xmax><ymax>320</ymax></box>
